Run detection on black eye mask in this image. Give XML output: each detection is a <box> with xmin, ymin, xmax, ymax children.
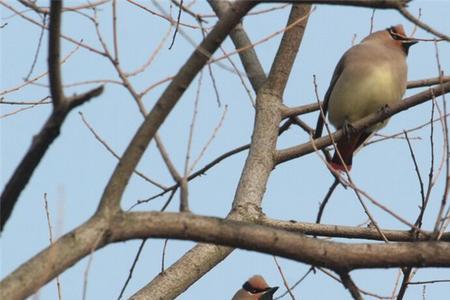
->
<box><xmin>388</xmin><ymin>27</ymin><xmax>405</xmax><ymax>40</ymax></box>
<box><xmin>242</xmin><ymin>281</ymin><xmax>271</xmax><ymax>294</ymax></box>
<box><xmin>387</xmin><ymin>26</ymin><xmax>418</xmax><ymax>54</ymax></box>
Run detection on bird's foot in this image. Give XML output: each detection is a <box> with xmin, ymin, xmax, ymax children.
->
<box><xmin>342</xmin><ymin>120</ymin><xmax>357</xmax><ymax>140</ymax></box>
<box><xmin>379</xmin><ymin>104</ymin><xmax>391</xmax><ymax>115</ymax></box>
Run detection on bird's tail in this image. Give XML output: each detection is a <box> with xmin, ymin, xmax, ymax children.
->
<box><xmin>329</xmin><ymin>131</ymin><xmax>372</xmax><ymax>172</ymax></box>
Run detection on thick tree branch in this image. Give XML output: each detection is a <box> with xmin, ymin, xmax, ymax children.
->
<box><xmin>108</xmin><ymin>212</ymin><xmax>450</xmax><ymax>270</ymax></box>
<box><xmin>4</xmin><ymin>212</ymin><xmax>450</xmax><ymax>300</ymax></box>
<box><xmin>263</xmin><ymin>0</ymin><xmax>409</xmax><ymax>9</ymax></box>
<box><xmin>130</xmin><ymin>4</ymin><xmax>311</xmax><ymax>299</ymax></box>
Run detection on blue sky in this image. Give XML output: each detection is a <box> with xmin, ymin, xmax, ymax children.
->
<box><xmin>1</xmin><ymin>1</ymin><xmax>450</xmax><ymax>299</ymax></box>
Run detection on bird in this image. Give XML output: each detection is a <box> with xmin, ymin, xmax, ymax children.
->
<box><xmin>314</xmin><ymin>24</ymin><xmax>417</xmax><ymax>172</ymax></box>
<box><xmin>231</xmin><ymin>275</ymin><xmax>279</xmax><ymax>300</ymax></box>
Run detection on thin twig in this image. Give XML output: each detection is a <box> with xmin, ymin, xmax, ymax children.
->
<box><xmin>43</xmin><ymin>193</ymin><xmax>62</xmax><ymax>300</ymax></box>
<box><xmin>82</xmin><ymin>234</ymin><xmax>104</xmax><ymax>300</ymax></box>
<box><xmin>369</xmin><ymin>8</ymin><xmax>375</xmax><ymax>34</ymax></box>
<box><xmin>0</xmin><ymin>96</ymin><xmax>50</xmax><ymax>119</ymax></box>
<box><xmin>398</xmin><ymin>7</ymin><xmax>450</xmax><ymax>42</ymax></box>
<box><xmin>274</xmin><ymin>267</ymin><xmax>313</xmax><ymax>300</ymax></box>
<box><xmin>315</xmin><ymin>179</ymin><xmax>339</xmax><ymax>225</ymax></box>
<box><xmin>25</xmin><ymin>14</ymin><xmax>47</xmax><ymax>81</ymax></box>
<box><xmin>171</xmin><ymin>0</ymin><xmax>206</xmax><ymax>23</ymax></box>
<box><xmin>1</xmin><ymin>2</ymin><xmax>106</xmax><ymax>56</ymax></box>
<box><xmin>79</xmin><ymin>112</ymin><xmax>167</xmax><ymax>190</ymax></box>
<box><xmin>124</xmin><ymin>26</ymin><xmax>172</xmax><ymax>77</ymax></box>
<box><xmin>184</xmin><ymin>71</ymin><xmax>203</xmax><ymax>176</ymax></box>
<box><xmin>273</xmin><ymin>256</ymin><xmax>295</xmax><ymax>300</ymax></box>
<box><xmin>432</xmin><ymin>42</ymin><xmax>449</xmax><ymax>237</ymax></box>
<box><xmin>161</xmin><ymin>239</ymin><xmax>169</xmax><ymax>272</ymax></box>
<box><xmin>319</xmin><ymin>267</ymin><xmax>393</xmax><ymax>299</ymax></box>
<box><xmin>0</xmin><ymin>97</ymin><xmax>52</xmax><ymax>105</ymax></box>
<box><xmin>117</xmin><ymin>239</ymin><xmax>147</xmax><ymax>300</ymax></box>
<box><xmin>403</xmin><ymin>131</ymin><xmax>425</xmax><ymax>211</ymax></box>
<box><xmin>410</xmin><ymin>8</ymin><xmax>421</xmax><ymax>37</ymax></box>
<box><xmin>112</xmin><ymin>0</ymin><xmax>119</xmax><ymax>62</ymax></box>
<box><xmin>208</xmin><ymin>8</ymin><xmax>315</xmax><ymax>65</ymax></box>
<box><xmin>127</xmin><ymin>0</ymin><xmax>199</xmax><ymax>29</ymax></box>
<box><xmin>409</xmin><ymin>279</ymin><xmax>450</xmax><ymax>285</ymax></box>
<box><xmin>188</xmin><ymin>105</ymin><xmax>228</xmax><ymax>174</ymax></box>
<box><xmin>198</xmin><ymin>21</ymin><xmax>222</xmax><ymax>107</ymax></box>
<box><xmin>169</xmin><ymin>0</ymin><xmax>183</xmax><ymax>49</ymax></box>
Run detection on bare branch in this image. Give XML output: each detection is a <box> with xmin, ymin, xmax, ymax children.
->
<box><xmin>273</xmin><ymin>256</ymin><xmax>296</xmax><ymax>300</ymax></box>
<box><xmin>48</xmin><ymin>1</ymin><xmax>64</xmax><ymax>107</ymax></box>
<box><xmin>1</xmin><ymin>1</ymin><xmax>106</xmax><ymax>56</ymax></box>
<box><xmin>338</xmin><ymin>272</ymin><xmax>363</xmax><ymax>300</ymax></box>
<box><xmin>79</xmin><ymin>112</ymin><xmax>166</xmax><ymax>190</ymax></box>
<box><xmin>209</xmin><ymin>0</ymin><xmax>267</xmax><ymax>91</ymax></box>
<box><xmin>107</xmin><ymin>212</ymin><xmax>450</xmax><ymax>270</ymax></box>
<box><xmin>398</xmin><ymin>7</ymin><xmax>450</xmax><ymax>42</ymax></box>
<box><xmin>130</xmin><ymin>4</ymin><xmax>312</xmax><ymax>298</ymax></box>
<box><xmin>276</xmin><ymin>82</ymin><xmax>450</xmax><ymax>164</ymax></box>
<box><xmin>263</xmin><ymin>0</ymin><xmax>409</xmax><ymax>9</ymax></box>
<box><xmin>0</xmin><ymin>1</ymin><xmax>103</xmax><ymax>231</ymax></box>
<box><xmin>261</xmin><ymin>217</ymin><xmax>450</xmax><ymax>242</ymax></box>
<box><xmin>408</xmin><ymin>75</ymin><xmax>450</xmax><ymax>89</ymax></box>
<box><xmin>96</xmin><ymin>0</ymin><xmax>256</xmax><ymax>214</ymax></box>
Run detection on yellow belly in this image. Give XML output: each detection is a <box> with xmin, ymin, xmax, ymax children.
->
<box><xmin>328</xmin><ymin>64</ymin><xmax>405</xmax><ymax>129</ymax></box>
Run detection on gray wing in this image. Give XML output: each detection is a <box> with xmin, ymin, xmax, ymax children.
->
<box><xmin>313</xmin><ymin>52</ymin><xmax>347</xmax><ymax>139</ymax></box>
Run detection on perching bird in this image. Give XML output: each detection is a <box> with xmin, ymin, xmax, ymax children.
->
<box><xmin>314</xmin><ymin>24</ymin><xmax>417</xmax><ymax>171</ymax></box>
<box><xmin>231</xmin><ymin>275</ymin><xmax>279</xmax><ymax>300</ymax></box>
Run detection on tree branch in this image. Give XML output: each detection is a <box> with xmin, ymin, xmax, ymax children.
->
<box><xmin>398</xmin><ymin>6</ymin><xmax>450</xmax><ymax>42</ymax></box>
<box><xmin>262</xmin><ymin>0</ymin><xmax>409</xmax><ymax>9</ymax></box>
<box><xmin>209</xmin><ymin>0</ymin><xmax>267</xmax><ymax>91</ymax></box>
<box><xmin>338</xmin><ymin>272</ymin><xmax>363</xmax><ymax>300</ymax></box>
<box><xmin>96</xmin><ymin>0</ymin><xmax>257</xmax><ymax>215</ymax></box>
<box><xmin>0</xmin><ymin>1</ymin><xmax>103</xmax><ymax>232</ymax></box>
<box><xmin>0</xmin><ymin>2</ymin><xmax>255</xmax><ymax>299</ymax></box>
<box><xmin>281</xmin><ymin>75</ymin><xmax>450</xmax><ymax>119</ymax></box>
<box><xmin>276</xmin><ymin>81</ymin><xmax>450</xmax><ymax>164</ymax></box>
<box><xmin>261</xmin><ymin>217</ymin><xmax>450</xmax><ymax>242</ymax></box>
<box><xmin>130</xmin><ymin>4</ymin><xmax>311</xmax><ymax>299</ymax></box>
<box><xmin>108</xmin><ymin>212</ymin><xmax>450</xmax><ymax>270</ymax></box>
<box><xmin>0</xmin><ymin>216</ymin><xmax>110</xmax><ymax>300</ymax></box>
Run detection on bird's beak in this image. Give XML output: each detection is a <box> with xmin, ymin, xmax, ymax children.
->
<box><xmin>260</xmin><ymin>286</ymin><xmax>279</xmax><ymax>300</ymax></box>
<box><xmin>400</xmin><ymin>38</ymin><xmax>418</xmax><ymax>54</ymax></box>
<box><xmin>402</xmin><ymin>38</ymin><xmax>418</xmax><ymax>46</ymax></box>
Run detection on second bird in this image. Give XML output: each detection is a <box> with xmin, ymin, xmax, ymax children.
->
<box><xmin>315</xmin><ymin>24</ymin><xmax>417</xmax><ymax>171</ymax></box>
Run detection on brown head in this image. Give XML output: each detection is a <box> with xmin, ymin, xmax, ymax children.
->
<box><xmin>362</xmin><ymin>24</ymin><xmax>417</xmax><ymax>55</ymax></box>
<box><xmin>232</xmin><ymin>275</ymin><xmax>278</xmax><ymax>300</ymax></box>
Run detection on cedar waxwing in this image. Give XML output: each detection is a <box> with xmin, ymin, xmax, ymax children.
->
<box><xmin>314</xmin><ymin>24</ymin><xmax>417</xmax><ymax>171</ymax></box>
<box><xmin>231</xmin><ymin>275</ymin><xmax>279</xmax><ymax>300</ymax></box>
